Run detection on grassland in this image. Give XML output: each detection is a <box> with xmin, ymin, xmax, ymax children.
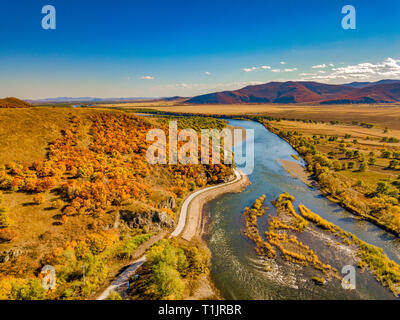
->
<box><xmin>262</xmin><ymin>118</ymin><xmax>400</xmax><ymax>236</ymax></box>
<box><xmin>100</xmin><ymin>103</ymin><xmax>400</xmax><ymax>130</ymax></box>
<box><xmin>0</xmin><ymin>106</ymin><xmax>233</xmax><ymax>300</ymax></box>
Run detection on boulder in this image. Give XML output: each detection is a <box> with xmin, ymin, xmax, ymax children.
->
<box><xmin>120</xmin><ymin>208</ymin><xmax>175</xmax><ymax>231</ymax></box>
<box><xmin>157</xmin><ymin>196</ymin><xmax>176</xmax><ymax>210</ymax></box>
<box><xmin>0</xmin><ymin>248</ymin><xmax>22</xmax><ymax>263</ymax></box>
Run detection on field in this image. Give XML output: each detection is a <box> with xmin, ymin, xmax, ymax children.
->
<box><xmin>262</xmin><ymin>118</ymin><xmax>400</xmax><ymax>236</ymax></box>
<box><xmin>0</xmin><ymin>106</ymin><xmax>233</xmax><ymax>300</ymax></box>
<box><xmin>100</xmin><ymin>103</ymin><xmax>400</xmax><ymax>130</ymax></box>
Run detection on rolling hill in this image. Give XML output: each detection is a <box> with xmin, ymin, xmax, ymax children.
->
<box><xmin>185</xmin><ymin>80</ymin><xmax>400</xmax><ymax>105</ymax></box>
<box><xmin>321</xmin><ymin>83</ymin><xmax>400</xmax><ymax>104</ymax></box>
<box><xmin>344</xmin><ymin>79</ymin><xmax>400</xmax><ymax>89</ymax></box>
<box><xmin>0</xmin><ymin>97</ymin><xmax>31</xmax><ymax>108</ymax></box>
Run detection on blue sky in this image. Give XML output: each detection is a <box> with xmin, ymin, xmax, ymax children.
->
<box><xmin>1</xmin><ymin>0</ymin><xmax>400</xmax><ymax>99</ymax></box>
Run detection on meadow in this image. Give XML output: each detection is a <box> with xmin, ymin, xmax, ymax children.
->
<box><xmin>100</xmin><ymin>102</ymin><xmax>400</xmax><ymax>130</ymax></box>
<box><xmin>0</xmin><ymin>106</ymin><xmax>233</xmax><ymax>299</ymax></box>
<box><xmin>262</xmin><ymin>118</ymin><xmax>400</xmax><ymax>236</ymax></box>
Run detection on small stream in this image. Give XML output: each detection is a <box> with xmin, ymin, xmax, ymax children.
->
<box><xmin>206</xmin><ymin>119</ymin><xmax>400</xmax><ymax>300</ymax></box>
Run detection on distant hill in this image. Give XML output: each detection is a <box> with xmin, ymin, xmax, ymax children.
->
<box><xmin>321</xmin><ymin>83</ymin><xmax>400</xmax><ymax>104</ymax></box>
<box><xmin>344</xmin><ymin>79</ymin><xmax>400</xmax><ymax>88</ymax></box>
<box><xmin>0</xmin><ymin>97</ymin><xmax>31</xmax><ymax>108</ymax></box>
<box><xmin>185</xmin><ymin>80</ymin><xmax>400</xmax><ymax>105</ymax></box>
<box><xmin>186</xmin><ymin>81</ymin><xmax>355</xmax><ymax>104</ymax></box>
<box><xmin>28</xmin><ymin>96</ymin><xmax>185</xmax><ymax>104</ymax></box>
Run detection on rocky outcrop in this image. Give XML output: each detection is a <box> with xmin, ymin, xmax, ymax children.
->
<box><xmin>120</xmin><ymin>208</ymin><xmax>175</xmax><ymax>231</ymax></box>
<box><xmin>0</xmin><ymin>248</ymin><xmax>22</xmax><ymax>263</ymax></box>
<box><xmin>157</xmin><ymin>196</ymin><xmax>176</xmax><ymax>210</ymax></box>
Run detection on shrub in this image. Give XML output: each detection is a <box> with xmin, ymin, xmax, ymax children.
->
<box><xmin>50</xmin><ymin>199</ymin><xmax>64</xmax><ymax>209</ymax></box>
<box><xmin>0</xmin><ymin>228</ymin><xmax>18</xmax><ymax>241</ymax></box>
<box><xmin>132</xmin><ymin>239</ymin><xmax>210</xmax><ymax>300</ymax></box>
<box><xmin>33</xmin><ymin>194</ymin><xmax>45</xmax><ymax>205</ymax></box>
<box><xmin>359</xmin><ymin>162</ymin><xmax>368</xmax><ymax>172</ymax></box>
<box><xmin>376</xmin><ymin>182</ymin><xmax>389</xmax><ymax>195</ymax></box>
<box><xmin>106</xmin><ymin>290</ymin><xmax>122</xmax><ymax>300</ymax></box>
<box><xmin>8</xmin><ymin>278</ymin><xmax>46</xmax><ymax>300</ymax></box>
<box><xmin>0</xmin><ymin>206</ymin><xmax>13</xmax><ymax>229</ymax></box>
<box><xmin>117</xmin><ymin>234</ymin><xmax>152</xmax><ymax>259</ymax></box>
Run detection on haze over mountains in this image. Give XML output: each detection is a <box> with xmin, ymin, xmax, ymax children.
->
<box><xmin>7</xmin><ymin>79</ymin><xmax>400</xmax><ymax>106</ymax></box>
<box><xmin>186</xmin><ymin>79</ymin><xmax>400</xmax><ymax>105</ymax></box>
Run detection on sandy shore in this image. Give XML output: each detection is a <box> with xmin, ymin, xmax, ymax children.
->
<box><xmin>180</xmin><ymin>171</ymin><xmax>251</xmax><ymax>241</ymax></box>
<box><xmin>280</xmin><ymin>159</ymin><xmax>315</xmax><ymax>187</ymax></box>
<box><xmin>179</xmin><ymin>170</ymin><xmax>250</xmax><ymax>300</ymax></box>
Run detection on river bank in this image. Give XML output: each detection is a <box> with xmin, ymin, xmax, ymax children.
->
<box><xmin>262</xmin><ymin>119</ymin><xmax>400</xmax><ymax>238</ymax></box>
<box><xmin>179</xmin><ymin>169</ymin><xmax>251</xmax><ymax>299</ymax></box>
<box><xmin>280</xmin><ymin>159</ymin><xmax>315</xmax><ymax>187</ymax></box>
<box><xmin>205</xmin><ymin>118</ymin><xmax>400</xmax><ymax>300</ymax></box>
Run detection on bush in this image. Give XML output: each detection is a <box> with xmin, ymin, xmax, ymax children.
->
<box><xmin>0</xmin><ymin>228</ymin><xmax>18</xmax><ymax>241</ymax></box>
<box><xmin>117</xmin><ymin>234</ymin><xmax>152</xmax><ymax>259</ymax></box>
<box><xmin>359</xmin><ymin>162</ymin><xmax>368</xmax><ymax>172</ymax></box>
<box><xmin>0</xmin><ymin>206</ymin><xmax>13</xmax><ymax>229</ymax></box>
<box><xmin>51</xmin><ymin>199</ymin><xmax>64</xmax><ymax>209</ymax></box>
<box><xmin>376</xmin><ymin>182</ymin><xmax>389</xmax><ymax>195</ymax></box>
<box><xmin>106</xmin><ymin>290</ymin><xmax>122</xmax><ymax>300</ymax></box>
<box><xmin>33</xmin><ymin>194</ymin><xmax>45</xmax><ymax>205</ymax></box>
<box><xmin>148</xmin><ymin>262</ymin><xmax>185</xmax><ymax>299</ymax></box>
<box><xmin>132</xmin><ymin>239</ymin><xmax>210</xmax><ymax>300</ymax></box>
<box><xmin>8</xmin><ymin>278</ymin><xmax>46</xmax><ymax>300</ymax></box>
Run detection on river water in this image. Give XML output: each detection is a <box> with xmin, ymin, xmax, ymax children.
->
<box><xmin>206</xmin><ymin>119</ymin><xmax>400</xmax><ymax>300</ymax></box>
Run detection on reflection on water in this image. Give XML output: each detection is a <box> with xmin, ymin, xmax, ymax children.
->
<box><xmin>206</xmin><ymin>119</ymin><xmax>400</xmax><ymax>300</ymax></box>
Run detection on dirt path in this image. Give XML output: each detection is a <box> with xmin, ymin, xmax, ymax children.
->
<box><xmin>96</xmin><ymin>169</ymin><xmax>249</xmax><ymax>300</ymax></box>
<box><xmin>95</xmin><ymin>231</ymin><xmax>167</xmax><ymax>300</ymax></box>
<box><xmin>179</xmin><ymin>169</ymin><xmax>250</xmax><ymax>241</ymax></box>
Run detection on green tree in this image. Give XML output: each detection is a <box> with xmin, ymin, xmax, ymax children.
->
<box><xmin>359</xmin><ymin>162</ymin><xmax>368</xmax><ymax>172</ymax></box>
<box><xmin>333</xmin><ymin>160</ymin><xmax>342</xmax><ymax>171</ymax></box>
<box><xmin>389</xmin><ymin>160</ymin><xmax>399</xmax><ymax>170</ymax></box>
<box><xmin>149</xmin><ymin>263</ymin><xmax>185</xmax><ymax>299</ymax></box>
<box><xmin>376</xmin><ymin>181</ymin><xmax>389</xmax><ymax>195</ymax></box>
<box><xmin>381</xmin><ymin>150</ymin><xmax>392</xmax><ymax>159</ymax></box>
<box><xmin>368</xmin><ymin>157</ymin><xmax>376</xmax><ymax>165</ymax></box>
<box><xmin>11</xmin><ymin>279</ymin><xmax>46</xmax><ymax>300</ymax></box>
<box><xmin>0</xmin><ymin>206</ymin><xmax>13</xmax><ymax>229</ymax></box>
<box><xmin>106</xmin><ymin>291</ymin><xmax>122</xmax><ymax>300</ymax></box>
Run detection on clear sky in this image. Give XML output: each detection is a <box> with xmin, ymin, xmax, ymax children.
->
<box><xmin>1</xmin><ymin>0</ymin><xmax>400</xmax><ymax>99</ymax></box>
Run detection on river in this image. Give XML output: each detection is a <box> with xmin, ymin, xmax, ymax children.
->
<box><xmin>206</xmin><ymin>119</ymin><xmax>400</xmax><ymax>300</ymax></box>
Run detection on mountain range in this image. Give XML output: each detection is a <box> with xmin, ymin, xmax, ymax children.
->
<box><xmin>185</xmin><ymin>79</ymin><xmax>400</xmax><ymax>105</ymax></box>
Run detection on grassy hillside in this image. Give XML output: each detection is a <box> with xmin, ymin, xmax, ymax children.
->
<box><xmin>0</xmin><ymin>107</ymin><xmax>106</xmax><ymax>165</ymax></box>
<box><xmin>0</xmin><ymin>97</ymin><xmax>31</xmax><ymax>108</ymax></box>
<box><xmin>0</xmin><ymin>107</ymin><xmax>232</xmax><ymax>299</ymax></box>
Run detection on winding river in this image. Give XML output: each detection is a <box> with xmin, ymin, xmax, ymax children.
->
<box><xmin>206</xmin><ymin>119</ymin><xmax>400</xmax><ymax>300</ymax></box>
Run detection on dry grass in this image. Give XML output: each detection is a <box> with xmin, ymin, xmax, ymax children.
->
<box><xmin>105</xmin><ymin>103</ymin><xmax>400</xmax><ymax>130</ymax></box>
<box><xmin>0</xmin><ymin>107</ymin><xmax>116</xmax><ymax>165</ymax></box>
<box><xmin>270</xmin><ymin>120</ymin><xmax>400</xmax><ymax>146</ymax></box>
<box><xmin>270</xmin><ymin>119</ymin><xmax>400</xmax><ymax>190</ymax></box>
<box><xmin>0</xmin><ymin>107</ymin><xmax>121</xmax><ymax>276</ymax></box>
